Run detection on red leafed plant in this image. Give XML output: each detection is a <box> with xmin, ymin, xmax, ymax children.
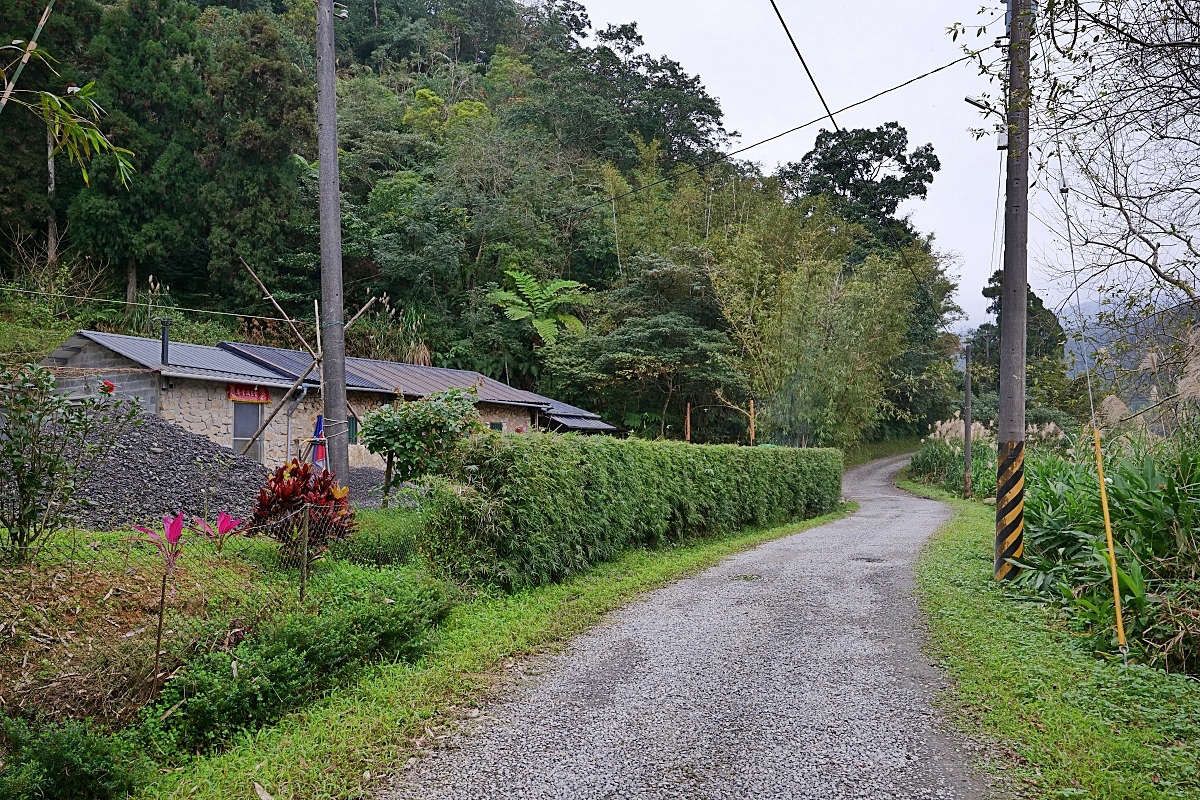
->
<box><xmin>251</xmin><ymin>459</ymin><xmax>356</xmax><ymax>564</ymax></box>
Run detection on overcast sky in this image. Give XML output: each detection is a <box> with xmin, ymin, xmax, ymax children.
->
<box><xmin>579</xmin><ymin>0</ymin><xmax>1051</xmax><ymax>328</ymax></box>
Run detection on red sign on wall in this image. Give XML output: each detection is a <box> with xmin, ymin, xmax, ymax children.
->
<box><xmin>227</xmin><ymin>384</ymin><xmax>271</xmax><ymax>403</ymax></box>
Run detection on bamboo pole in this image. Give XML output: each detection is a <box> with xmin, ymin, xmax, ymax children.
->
<box><xmin>1092</xmin><ymin>428</ymin><xmax>1128</xmax><ymax>656</ymax></box>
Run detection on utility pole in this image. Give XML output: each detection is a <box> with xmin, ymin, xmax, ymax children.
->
<box><xmin>315</xmin><ymin>0</ymin><xmax>350</xmax><ymax>482</ymax></box>
<box><xmin>963</xmin><ymin>343</ymin><xmax>972</xmax><ymax>499</ymax></box>
<box><xmin>995</xmin><ymin>0</ymin><xmax>1030</xmax><ymax>581</ymax></box>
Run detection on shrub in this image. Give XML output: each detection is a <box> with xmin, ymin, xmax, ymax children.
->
<box><xmin>0</xmin><ymin>715</ymin><xmax>151</xmax><ymax>800</ymax></box>
<box><xmin>0</xmin><ymin>365</ymin><xmax>140</xmax><ymax>561</ymax></box>
<box><xmin>909</xmin><ymin>438</ymin><xmax>998</xmax><ymax>499</ymax></box>
<box><xmin>359</xmin><ymin>388</ymin><xmax>482</xmax><ymax>508</ymax></box>
<box><xmin>141</xmin><ymin>564</ymin><xmax>456</xmax><ymax>754</ymax></box>
<box><xmin>251</xmin><ymin>459</ymin><xmax>357</xmax><ymax>564</ymax></box>
<box><xmin>328</xmin><ymin>508</ymin><xmax>423</xmax><ymax>566</ymax></box>
<box><xmin>1019</xmin><ymin>436</ymin><xmax>1200</xmax><ymax>673</ymax></box>
<box><xmin>422</xmin><ymin>434</ymin><xmax>842</xmax><ymax>589</ymax></box>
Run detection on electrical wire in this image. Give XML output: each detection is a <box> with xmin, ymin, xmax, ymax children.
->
<box><xmin>763</xmin><ymin>0</ymin><xmax>958</xmax><ymax>313</ymax></box>
<box><xmin>767</xmin><ymin>0</ymin><xmax>839</xmax><ymax>130</ymax></box>
<box><xmin>1</xmin><ymin>286</ymin><xmax>298</xmax><ymax>324</ymax></box>
<box><xmin>989</xmin><ymin>149</ymin><xmax>1005</xmax><ymax>276</ymax></box>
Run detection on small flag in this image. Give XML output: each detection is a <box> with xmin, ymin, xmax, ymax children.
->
<box><xmin>312</xmin><ymin>415</ymin><xmax>327</xmax><ymax>471</ymax></box>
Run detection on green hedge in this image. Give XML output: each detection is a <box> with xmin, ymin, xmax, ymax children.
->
<box><xmin>422</xmin><ymin>434</ymin><xmax>842</xmax><ymax>589</ymax></box>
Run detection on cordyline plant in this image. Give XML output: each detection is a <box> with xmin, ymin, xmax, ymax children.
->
<box><xmin>132</xmin><ymin>513</ymin><xmax>185</xmax><ymax>696</ymax></box>
<box><xmin>191</xmin><ymin>511</ymin><xmax>243</xmax><ymax>553</ymax></box>
<box><xmin>360</xmin><ymin>387</ymin><xmax>483</xmax><ymax>508</ymax></box>
<box><xmin>0</xmin><ymin>365</ymin><xmax>141</xmax><ymax>562</ymax></box>
<box><xmin>252</xmin><ymin>460</ymin><xmax>356</xmax><ymax>565</ymax></box>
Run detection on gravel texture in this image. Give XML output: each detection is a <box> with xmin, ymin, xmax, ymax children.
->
<box><xmin>71</xmin><ymin>414</ymin><xmax>268</xmax><ymax>530</ymax></box>
<box><xmin>383</xmin><ymin>456</ymin><xmax>987</xmax><ymax>800</ymax></box>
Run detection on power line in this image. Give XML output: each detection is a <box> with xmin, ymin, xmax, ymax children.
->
<box><xmin>764</xmin><ymin>0</ymin><xmax>958</xmax><ymax>316</ymax></box>
<box><xmin>1</xmin><ymin>286</ymin><xmax>299</xmax><ymax>324</ymax></box>
<box><xmin>767</xmin><ymin>0</ymin><xmax>839</xmax><ymax>131</ymax></box>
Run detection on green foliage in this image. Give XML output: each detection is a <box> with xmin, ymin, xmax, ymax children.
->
<box><xmin>779</xmin><ymin>122</ymin><xmax>941</xmax><ymax>225</ymax></box>
<box><xmin>485</xmin><ymin>269</ymin><xmax>591</xmax><ymax>347</ymax></box>
<box><xmin>329</xmin><ymin>508</ymin><xmax>423</xmax><ymax>566</ymax></box>
<box><xmin>251</xmin><ymin>459</ymin><xmax>357</xmax><ymax>564</ymax></box>
<box><xmin>1017</xmin><ymin>433</ymin><xmax>1200</xmax><ymax>673</ymax></box>
<box><xmin>359</xmin><ymin>388</ymin><xmax>483</xmax><ymax>505</ymax></box>
<box><xmin>544</xmin><ymin>313</ymin><xmax>745</xmax><ymax>439</ymax></box>
<box><xmin>422</xmin><ymin>433</ymin><xmax>842</xmax><ymax>589</ymax></box>
<box><xmin>0</xmin><ymin>365</ymin><xmax>141</xmax><ymax>561</ymax></box>
<box><xmin>141</xmin><ymin>564</ymin><xmax>456</xmax><ymax>754</ymax></box>
<box><xmin>908</xmin><ymin>438</ymin><xmax>998</xmax><ymax>499</ymax></box>
<box><xmin>0</xmin><ymin>715</ymin><xmax>151</xmax><ymax>800</ymax></box>
<box><xmin>915</xmin><ymin>492</ymin><xmax>1200</xmax><ymax>799</ymax></box>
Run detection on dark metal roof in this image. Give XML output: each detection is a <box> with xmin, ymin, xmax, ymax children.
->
<box><xmin>527</xmin><ymin>393</ymin><xmax>606</xmax><ymax>420</ymax></box>
<box><xmin>59</xmin><ymin>331</ymin><xmax>618</xmax><ymax>429</ymax></box>
<box><xmin>68</xmin><ymin>331</ymin><xmax>298</xmax><ymax>388</ymax></box>
<box><xmin>220</xmin><ymin>342</ymin><xmax>549</xmax><ymax>407</ymax></box>
<box><xmin>546</xmin><ymin>414</ymin><xmax>621</xmax><ymax>432</ymax></box>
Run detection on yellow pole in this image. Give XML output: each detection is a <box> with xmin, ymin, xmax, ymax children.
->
<box><xmin>1092</xmin><ymin>427</ymin><xmax>1128</xmax><ymax>653</ymax></box>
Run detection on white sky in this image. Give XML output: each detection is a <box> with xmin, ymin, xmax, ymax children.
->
<box><xmin>579</xmin><ymin>0</ymin><xmax>1060</xmax><ymax>327</ymax></box>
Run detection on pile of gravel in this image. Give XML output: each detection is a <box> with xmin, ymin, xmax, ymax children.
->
<box><xmin>71</xmin><ymin>415</ymin><xmax>269</xmax><ymax>531</ymax></box>
<box><xmin>347</xmin><ymin>467</ymin><xmax>425</xmax><ymax>510</ymax></box>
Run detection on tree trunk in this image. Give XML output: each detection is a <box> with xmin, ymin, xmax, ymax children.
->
<box><xmin>381</xmin><ymin>452</ymin><xmax>393</xmax><ymax>510</ymax></box>
<box><xmin>126</xmin><ymin>258</ymin><xmax>137</xmax><ymax>306</ymax></box>
<box><xmin>46</xmin><ymin>129</ymin><xmax>58</xmax><ymax>271</ymax></box>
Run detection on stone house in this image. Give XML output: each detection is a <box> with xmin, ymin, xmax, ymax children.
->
<box><xmin>43</xmin><ymin>330</ymin><xmax>617</xmax><ymax>467</ymax></box>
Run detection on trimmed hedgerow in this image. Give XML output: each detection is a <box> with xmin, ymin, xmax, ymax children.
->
<box><xmin>423</xmin><ymin>434</ymin><xmax>842</xmax><ymax>589</ymax></box>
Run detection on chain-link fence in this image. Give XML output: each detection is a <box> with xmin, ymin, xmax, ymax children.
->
<box><xmin>0</xmin><ymin>502</ymin><xmax>368</xmax><ymax>728</ymax></box>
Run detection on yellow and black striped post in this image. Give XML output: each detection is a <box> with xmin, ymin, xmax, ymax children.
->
<box><xmin>994</xmin><ymin>440</ymin><xmax>1024</xmax><ymax>580</ymax></box>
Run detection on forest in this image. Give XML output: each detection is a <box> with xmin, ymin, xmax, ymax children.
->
<box><xmin>0</xmin><ymin>0</ymin><xmax>966</xmax><ymax>447</ymax></box>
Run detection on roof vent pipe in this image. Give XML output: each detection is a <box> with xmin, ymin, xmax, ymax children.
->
<box><xmin>156</xmin><ymin>317</ymin><xmax>171</xmax><ymax>366</ymax></box>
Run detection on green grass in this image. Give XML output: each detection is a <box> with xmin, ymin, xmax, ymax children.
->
<box><xmin>139</xmin><ymin>504</ymin><xmax>857</xmax><ymax>800</ymax></box>
<box><xmin>844</xmin><ymin>436</ymin><xmax>921</xmax><ymax>468</ymax></box>
<box><xmin>907</xmin><ymin>481</ymin><xmax>1200</xmax><ymax>799</ymax></box>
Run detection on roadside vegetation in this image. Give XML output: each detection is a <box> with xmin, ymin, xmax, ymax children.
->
<box><xmin>911</xmin><ymin>483</ymin><xmax>1200</xmax><ymax>799</ymax></box>
<box><xmin>0</xmin><ymin>370</ymin><xmax>846</xmax><ymax>800</ymax></box>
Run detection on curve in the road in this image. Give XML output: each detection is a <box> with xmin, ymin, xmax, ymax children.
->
<box><xmin>383</xmin><ymin>455</ymin><xmax>987</xmax><ymax>800</ymax></box>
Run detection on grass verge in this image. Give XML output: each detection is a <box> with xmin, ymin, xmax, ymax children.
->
<box><xmin>142</xmin><ymin>504</ymin><xmax>857</xmax><ymax>800</ymax></box>
<box><xmin>906</xmin><ymin>480</ymin><xmax>1200</xmax><ymax>799</ymax></box>
<box><xmin>844</xmin><ymin>436</ymin><xmax>921</xmax><ymax>469</ymax></box>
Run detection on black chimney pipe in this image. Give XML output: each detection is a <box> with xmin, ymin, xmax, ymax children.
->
<box><xmin>158</xmin><ymin>318</ymin><xmax>171</xmax><ymax>366</ymax></box>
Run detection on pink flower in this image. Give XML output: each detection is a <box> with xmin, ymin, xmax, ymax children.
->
<box><xmin>133</xmin><ymin>513</ymin><xmax>186</xmax><ymax>575</ymax></box>
<box><xmin>191</xmin><ymin>511</ymin><xmax>244</xmax><ymax>553</ymax></box>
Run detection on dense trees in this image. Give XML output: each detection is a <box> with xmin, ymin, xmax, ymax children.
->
<box><xmin>1</xmin><ymin>0</ymin><xmax>962</xmax><ymax>446</ymax></box>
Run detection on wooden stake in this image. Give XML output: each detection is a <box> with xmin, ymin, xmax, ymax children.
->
<box><xmin>685</xmin><ymin>402</ymin><xmax>691</xmax><ymax>442</ymax></box>
<box><xmin>749</xmin><ymin>399</ymin><xmax>756</xmax><ymax>446</ymax></box>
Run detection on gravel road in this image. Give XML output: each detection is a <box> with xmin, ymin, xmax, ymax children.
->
<box><xmin>384</xmin><ymin>456</ymin><xmax>987</xmax><ymax>800</ymax></box>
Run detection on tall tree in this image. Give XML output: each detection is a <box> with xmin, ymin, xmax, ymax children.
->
<box><xmin>779</xmin><ymin>122</ymin><xmax>940</xmax><ymax>227</ymax></box>
<box><xmin>67</xmin><ymin>0</ymin><xmax>209</xmax><ymax>305</ymax></box>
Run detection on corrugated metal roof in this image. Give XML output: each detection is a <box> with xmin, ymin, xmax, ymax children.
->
<box><xmin>61</xmin><ymin>331</ymin><xmax>617</xmax><ymax>429</ymax></box>
<box><xmin>527</xmin><ymin>393</ymin><xmax>605</xmax><ymax>420</ymax></box>
<box><xmin>222</xmin><ymin>342</ymin><xmax>550</xmax><ymax>407</ymax></box>
<box><xmin>547</xmin><ymin>414</ymin><xmax>621</xmax><ymax>432</ymax></box>
<box><xmin>74</xmin><ymin>331</ymin><xmax>298</xmax><ymax>388</ymax></box>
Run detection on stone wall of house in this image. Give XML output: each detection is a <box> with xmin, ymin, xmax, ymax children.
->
<box><xmin>477</xmin><ymin>402</ymin><xmax>535</xmax><ymax>433</ymax></box>
<box><xmin>152</xmin><ymin>383</ymin><xmax>535</xmax><ymax>467</ymax></box>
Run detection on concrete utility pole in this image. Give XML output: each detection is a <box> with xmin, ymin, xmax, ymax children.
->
<box><xmin>995</xmin><ymin>0</ymin><xmax>1031</xmax><ymax>581</ymax></box>
<box><xmin>315</xmin><ymin>0</ymin><xmax>350</xmax><ymax>482</ymax></box>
